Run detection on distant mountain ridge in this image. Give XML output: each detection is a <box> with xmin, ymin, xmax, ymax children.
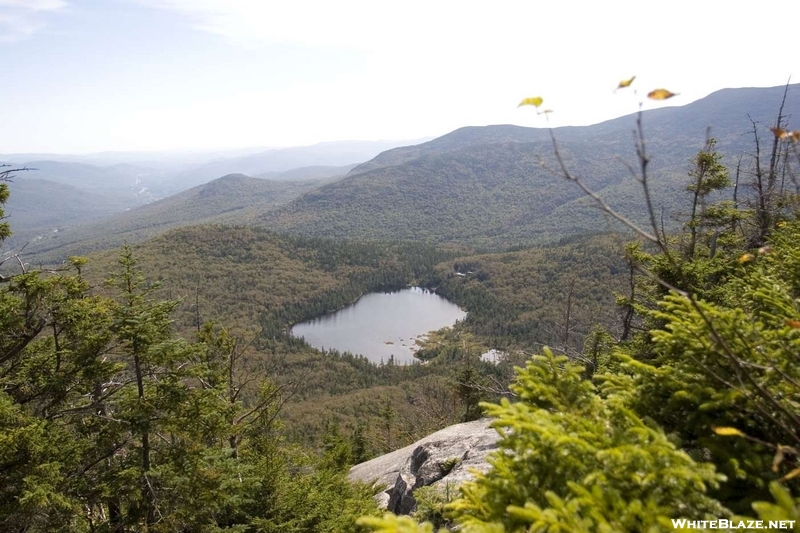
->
<box><xmin>1</xmin><ymin>161</ymin><xmax>169</xmax><ymax>249</ymax></box>
<box><xmin>254</xmin><ymin>164</ymin><xmax>358</xmax><ymax>181</ymax></box>
<box><xmin>8</xmin><ymin>160</ymin><xmax>163</xmax><ymax>199</ymax></box>
<box><xmin>2</xmin><ymin>140</ymin><xmax>424</xmax><ymax>251</ymax></box>
<box><xmin>13</xmin><ymin>84</ymin><xmax>800</xmax><ymax>264</ymax></box>
<box><xmin>260</xmin><ymin>84</ymin><xmax>800</xmax><ymax>248</ymax></box>
<box><xmin>354</xmin><ymin>85</ymin><xmax>800</xmax><ymax>175</ymax></box>
<box><xmin>3</xmin><ymin>178</ymin><xmax>124</xmax><ymax>248</ymax></box>
<box><xmin>20</xmin><ymin>174</ymin><xmax>326</xmax><ymax>264</ymax></box>
<box><xmin>165</xmin><ymin>139</ymin><xmax>428</xmax><ymax>191</ymax></box>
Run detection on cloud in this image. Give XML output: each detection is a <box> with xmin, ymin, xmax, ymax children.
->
<box><xmin>136</xmin><ymin>1</ymin><xmax>379</xmax><ymax>47</ymax></box>
<box><xmin>0</xmin><ymin>0</ymin><xmax>66</xmax><ymax>9</ymax></box>
<box><xmin>132</xmin><ymin>0</ymin><xmax>794</xmax><ymax>132</ymax></box>
<box><xmin>0</xmin><ymin>0</ymin><xmax>66</xmax><ymax>42</ymax></box>
<box><xmin>134</xmin><ymin>0</ymin><xmax>535</xmax><ymax>52</ymax></box>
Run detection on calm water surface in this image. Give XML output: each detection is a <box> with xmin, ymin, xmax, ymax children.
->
<box><xmin>290</xmin><ymin>287</ymin><xmax>466</xmax><ymax>364</ymax></box>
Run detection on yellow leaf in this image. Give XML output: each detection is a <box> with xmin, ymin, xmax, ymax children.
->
<box><xmin>713</xmin><ymin>426</ymin><xmax>745</xmax><ymax>437</ymax></box>
<box><xmin>780</xmin><ymin>467</ymin><xmax>800</xmax><ymax>482</ymax></box>
<box><xmin>616</xmin><ymin>76</ymin><xmax>636</xmax><ymax>90</ymax></box>
<box><xmin>647</xmin><ymin>88</ymin><xmax>678</xmax><ymax>100</ymax></box>
<box><xmin>770</xmin><ymin>128</ymin><xmax>800</xmax><ymax>142</ymax></box>
<box><xmin>518</xmin><ymin>97</ymin><xmax>543</xmax><ymax>108</ymax></box>
<box><xmin>771</xmin><ymin>127</ymin><xmax>790</xmax><ymax>140</ymax></box>
<box><xmin>738</xmin><ymin>253</ymin><xmax>754</xmax><ymax>264</ymax></box>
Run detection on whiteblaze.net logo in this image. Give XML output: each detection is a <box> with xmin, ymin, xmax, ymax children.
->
<box><xmin>671</xmin><ymin>519</ymin><xmax>796</xmax><ymax>530</ymax></box>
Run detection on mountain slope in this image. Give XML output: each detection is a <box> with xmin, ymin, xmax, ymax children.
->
<box><xmin>256</xmin><ymin>164</ymin><xmax>357</xmax><ymax>181</ymax></box>
<box><xmin>22</xmin><ymin>174</ymin><xmax>326</xmax><ymax>263</ymax></box>
<box><xmin>262</xmin><ymin>84</ymin><xmax>800</xmax><ymax>247</ymax></box>
<box><xmin>10</xmin><ymin>160</ymin><xmax>168</xmax><ymax>200</ymax></box>
<box><xmin>267</xmin><ymin>142</ymin><xmax>612</xmax><ymax>246</ymax></box>
<box><xmin>0</xmin><ymin>160</ymin><xmax>177</xmax><ymax>248</ymax></box>
<box><xmin>167</xmin><ymin>139</ymin><xmax>426</xmax><ymax>191</ymax></box>
<box><xmin>3</xmin><ymin>177</ymin><xmax>127</xmax><ymax>247</ymax></box>
<box><xmin>355</xmin><ymin>85</ymin><xmax>799</xmax><ymax>174</ymax></box>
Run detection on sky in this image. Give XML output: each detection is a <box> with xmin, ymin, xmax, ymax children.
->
<box><xmin>1</xmin><ymin>0</ymin><xmax>796</xmax><ymax>154</ymax></box>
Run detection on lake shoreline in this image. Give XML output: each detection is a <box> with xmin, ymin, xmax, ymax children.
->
<box><xmin>290</xmin><ymin>287</ymin><xmax>466</xmax><ymax>364</ymax></box>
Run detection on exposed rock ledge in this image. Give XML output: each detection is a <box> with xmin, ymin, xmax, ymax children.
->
<box><xmin>348</xmin><ymin>418</ymin><xmax>499</xmax><ymax>515</ymax></box>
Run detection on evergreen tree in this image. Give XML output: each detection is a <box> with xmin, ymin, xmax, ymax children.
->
<box><xmin>1</xmin><ymin>183</ymin><xmax>380</xmax><ymax>531</ymax></box>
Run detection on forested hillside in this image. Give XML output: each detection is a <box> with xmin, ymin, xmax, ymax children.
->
<box><xmin>353</xmin><ymin>85</ymin><xmax>799</xmax><ymax>174</ymax></box>
<box><xmin>0</xmin><ymin>160</ymin><xmax>168</xmax><ymax>249</ymax></box>
<box><xmin>82</xmin><ymin>225</ymin><xmax>453</xmax><ymax>333</ymax></box>
<box><xmin>429</xmin><ymin>234</ymin><xmax>629</xmax><ymax>351</ymax></box>
<box><xmin>254</xmin><ymin>163</ymin><xmax>357</xmax><ymax>181</ymax></box>
<box><xmin>73</xmin><ymin>225</ymin><xmax>627</xmax><ymax>450</ymax></box>
<box><xmin>15</xmin><ymin>84</ymin><xmax>799</xmax><ymax>269</ymax></box>
<box><xmin>2</xmin><ymin>178</ymin><xmax>124</xmax><ymax>246</ymax></box>
<box><xmin>21</xmin><ymin>174</ymin><xmax>328</xmax><ymax>265</ymax></box>
<box><xmin>264</xmin><ymin>84</ymin><xmax>800</xmax><ymax>248</ymax></box>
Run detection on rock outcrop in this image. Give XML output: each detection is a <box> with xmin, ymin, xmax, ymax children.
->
<box><xmin>348</xmin><ymin>418</ymin><xmax>499</xmax><ymax>514</ymax></box>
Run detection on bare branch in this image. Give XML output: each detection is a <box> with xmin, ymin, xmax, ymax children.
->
<box><xmin>546</xmin><ymin>127</ymin><xmax>659</xmax><ymax>244</ymax></box>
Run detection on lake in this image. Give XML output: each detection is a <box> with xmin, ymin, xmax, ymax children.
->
<box><xmin>290</xmin><ymin>287</ymin><xmax>466</xmax><ymax>364</ymax></box>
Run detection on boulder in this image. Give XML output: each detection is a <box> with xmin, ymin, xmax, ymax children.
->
<box><xmin>348</xmin><ymin>418</ymin><xmax>499</xmax><ymax>514</ymax></box>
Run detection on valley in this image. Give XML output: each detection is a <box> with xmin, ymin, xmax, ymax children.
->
<box><xmin>5</xmin><ymin>83</ymin><xmax>798</xmax><ymax>451</ymax></box>
<box><xmin>3</xmin><ymin>80</ymin><xmax>799</xmax><ymax>531</ymax></box>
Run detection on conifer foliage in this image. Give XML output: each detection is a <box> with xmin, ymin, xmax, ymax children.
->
<box><xmin>0</xmin><ymin>170</ymin><xmax>378</xmax><ymax>531</ymax></box>
<box><xmin>360</xmin><ymin>94</ymin><xmax>800</xmax><ymax>532</ymax></box>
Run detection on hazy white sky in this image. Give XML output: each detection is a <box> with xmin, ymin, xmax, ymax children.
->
<box><xmin>1</xmin><ymin>0</ymin><xmax>795</xmax><ymax>153</ymax></box>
